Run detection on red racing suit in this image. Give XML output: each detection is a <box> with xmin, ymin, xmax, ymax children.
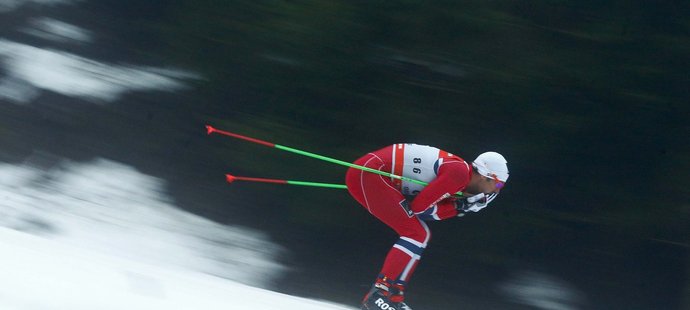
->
<box><xmin>346</xmin><ymin>143</ymin><xmax>472</xmax><ymax>287</ymax></box>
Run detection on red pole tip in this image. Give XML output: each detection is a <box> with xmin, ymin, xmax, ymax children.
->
<box><xmin>206</xmin><ymin>125</ymin><xmax>216</xmax><ymax>135</ymax></box>
<box><xmin>225</xmin><ymin>174</ymin><xmax>236</xmax><ymax>183</ymax></box>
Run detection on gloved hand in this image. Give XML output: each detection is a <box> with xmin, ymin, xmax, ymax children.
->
<box><xmin>456</xmin><ymin>192</ymin><xmax>497</xmax><ymax>214</ymax></box>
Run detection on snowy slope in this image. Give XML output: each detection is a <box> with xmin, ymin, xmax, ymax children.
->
<box><xmin>0</xmin><ymin>159</ymin><xmax>285</xmax><ymax>287</ymax></box>
<box><xmin>0</xmin><ymin>227</ymin><xmax>354</xmax><ymax>310</ymax></box>
<box><xmin>0</xmin><ymin>159</ymin><xmax>355</xmax><ymax>310</ymax></box>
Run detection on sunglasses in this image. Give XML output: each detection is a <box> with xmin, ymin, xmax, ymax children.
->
<box><xmin>487</xmin><ymin>174</ymin><xmax>505</xmax><ymax>189</ymax></box>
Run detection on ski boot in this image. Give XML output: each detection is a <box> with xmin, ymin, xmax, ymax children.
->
<box><xmin>361</xmin><ymin>277</ymin><xmax>413</xmax><ymax>310</ymax></box>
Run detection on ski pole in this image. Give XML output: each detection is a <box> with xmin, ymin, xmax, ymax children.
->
<box><xmin>206</xmin><ymin>125</ymin><xmax>427</xmax><ymax>186</ymax></box>
<box><xmin>226</xmin><ymin>174</ymin><xmax>348</xmax><ymax>189</ymax></box>
<box><xmin>206</xmin><ymin>124</ymin><xmax>464</xmax><ymax>196</ymax></box>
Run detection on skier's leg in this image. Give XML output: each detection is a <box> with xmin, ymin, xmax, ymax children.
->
<box><xmin>346</xmin><ymin>152</ymin><xmax>429</xmax><ymax>289</ymax></box>
<box><xmin>379</xmin><ymin>219</ymin><xmax>429</xmax><ymax>287</ymax></box>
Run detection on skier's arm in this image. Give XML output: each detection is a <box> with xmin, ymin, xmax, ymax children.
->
<box><xmin>410</xmin><ymin>159</ymin><xmax>469</xmax><ymax>220</ymax></box>
<box><xmin>415</xmin><ymin>198</ymin><xmax>460</xmax><ymax>220</ymax></box>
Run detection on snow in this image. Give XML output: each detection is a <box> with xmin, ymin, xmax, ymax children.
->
<box><xmin>0</xmin><ymin>227</ymin><xmax>353</xmax><ymax>310</ymax></box>
<box><xmin>0</xmin><ymin>39</ymin><xmax>198</xmax><ymax>103</ymax></box>
<box><xmin>0</xmin><ymin>158</ymin><xmax>354</xmax><ymax>309</ymax></box>
<box><xmin>499</xmin><ymin>271</ymin><xmax>587</xmax><ymax>310</ymax></box>
<box><xmin>21</xmin><ymin>18</ymin><xmax>93</xmax><ymax>43</ymax></box>
<box><xmin>0</xmin><ymin>159</ymin><xmax>285</xmax><ymax>287</ymax></box>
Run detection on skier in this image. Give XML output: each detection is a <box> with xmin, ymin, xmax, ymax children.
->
<box><xmin>345</xmin><ymin>143</ymin><xmax>509</xmax><ymax>310</ymax></box>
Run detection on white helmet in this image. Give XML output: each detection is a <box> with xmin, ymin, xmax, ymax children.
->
<box><xmin>472</xmin><ymin>152</ymin><xmax>509</xmax><ymax>182</ymax></box>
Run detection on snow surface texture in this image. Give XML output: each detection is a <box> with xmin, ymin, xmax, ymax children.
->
<box><xmin>0</xmin><ymin>159</ymin><xmax>354</xmax><ymax>309</ymax></box>
<box><xmin>0</xmin><ymin>159</ymin><xmax>285</xmax><ymax>288</ymax></box>
<box><xmin>0</xmin><ymin>227</ymin><xmax>354</xmax><ymax>310</ymax></box>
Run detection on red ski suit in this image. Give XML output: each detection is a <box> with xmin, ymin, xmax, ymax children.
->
<box><xmin>346</xmin><ymin>144</ymin><xmax>472</xmax><ymax>286</ymax></box>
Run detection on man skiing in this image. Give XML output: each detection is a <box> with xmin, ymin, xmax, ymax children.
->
<box><xmin>345</xmin><ymin>143</ymin><xmax>509</xmax><ymax>310</ymax></box>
